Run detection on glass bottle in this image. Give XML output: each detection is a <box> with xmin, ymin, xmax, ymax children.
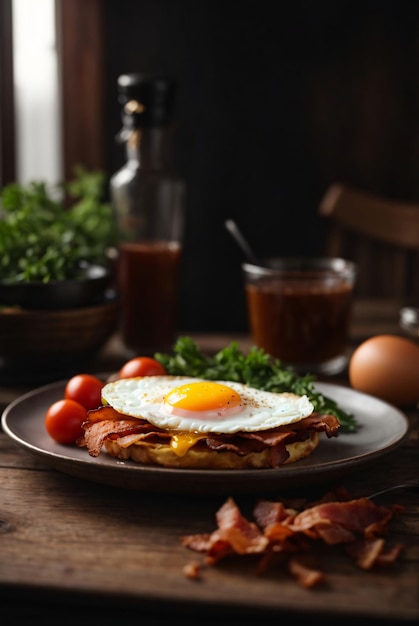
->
<box><xmin>110</xmin><ymin>74</ymin><xmax>185</xmax><ymax>355</ymax></box>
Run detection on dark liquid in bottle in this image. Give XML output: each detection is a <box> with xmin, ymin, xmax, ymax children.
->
<box><xmin>118</xmin><ymin>241</ymin><xmax>182</xmax><ymax>353</ymax></box>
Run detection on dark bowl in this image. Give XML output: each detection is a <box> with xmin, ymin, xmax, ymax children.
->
<box><xmin>0</xmin><ymin>264</ymin><xmax>113</xmax><ymax>310</ymax></box>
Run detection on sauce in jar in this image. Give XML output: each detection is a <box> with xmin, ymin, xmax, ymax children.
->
<box><xmin>117</xmin><ymin>241</ymin><xmax>182</xmax><ymax>353</ymax></box>
<box><xmin>246</xmin><ymin>279</ymin><xmax>353</xmax><ymax>362</ymax></box>
<box><xmin>243</xmin><ymin>259</ymin><xmax>356</xmax><ymax>374</ymax></box>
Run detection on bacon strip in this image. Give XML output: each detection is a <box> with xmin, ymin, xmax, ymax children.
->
<box><xmin>77</xmin><ymin>404</ymin><xmax>340</xmax><ymax>466</ymax></box>
<box><xmin>288</xmin><ymin>498</ymin><xmax>395</xmax><ymax>544</ymax></box>
<box><xmin>77</xmin><ymin>419</ymin><xmax>142</xmax><ymax>457</ymax></box>
<box><xmin>288</xmin><ymin>556</ymin><xmax>326</xmax><ymax>588</ymax></box>
<box><xmin>181</xmin><ymin>498</ymin><xmax>269</xmax><ymax>563</ymax></box>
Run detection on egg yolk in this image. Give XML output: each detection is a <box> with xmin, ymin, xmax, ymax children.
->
<box><xmin>163</xmin><ymin>381</ymin><xmax>243</xmax><ymax>419</ymax></box>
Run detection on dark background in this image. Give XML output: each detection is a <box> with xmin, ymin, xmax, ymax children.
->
<box><xmin>103</xmin><ymin>0</ymin><xmax>328</xmax><ymax>334</ymax></box>
<box><xmin>3</xmin><ymin>0</ymin><xmax>416</xmax><ymax>335</ymax></box>
<box><xmin>3</xmin><ymin>0</ymin><xmax>419</xmax><ymax>332</ymax></box>
<box><xmin>98</xmin><ymin>0</ymin><xmax>419</xmax><ymax>333</ymax></box>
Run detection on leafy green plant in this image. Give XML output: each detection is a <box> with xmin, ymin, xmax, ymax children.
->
<box><xmin>0</xmin><ymin>165</ymin><xmax>116</xmax><ymax>283</ymax></box>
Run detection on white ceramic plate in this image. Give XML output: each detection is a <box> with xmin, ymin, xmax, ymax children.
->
<box><xmin>1</xmin><ymin>380</ymin><xmax>410</xmax><ymax>494</ymax></box>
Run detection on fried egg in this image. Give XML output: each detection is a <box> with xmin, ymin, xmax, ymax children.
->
<box><xmin>101</xmin><ymin>375</ymin><xmax>314</xmax><ymax>434</ymax></box>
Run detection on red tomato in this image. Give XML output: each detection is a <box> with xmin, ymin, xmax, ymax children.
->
<box><xmin>65</xmin><ymin>374</ymin><xmax>104</xmax><ymax>410</ymax></box>
<box><xmin>45</xmin><ymin>399</ymin><xmax>88</xmax><ymax>444</ymax></box>
<box><xmin>118</xmin><ymin>356</ymin><xmax>167</xmax><ymax>378</ymax></box>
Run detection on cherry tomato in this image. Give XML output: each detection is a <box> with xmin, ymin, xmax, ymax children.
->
<box><xmin>118</xmin><ymin>356</ymin><xmax>167</xmax><ymax>378</ymax></box>
<box><xmin>64</xmin><ymin>374</ymin><xmax>104</xmax><ymax>410</ymax></box>
<box><xmin>45</xmin><ymin>399</ymin><xmax>88</xmax><ymax>444</ymax></box>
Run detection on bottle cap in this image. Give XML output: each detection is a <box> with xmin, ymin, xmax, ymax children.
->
<box><xmin>117</xmin><ymin>74</ymin><xmax>176</xmax><ymax>128</ymax></box>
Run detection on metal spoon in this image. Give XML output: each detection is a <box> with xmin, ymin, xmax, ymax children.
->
<box><xmin>367</xmin><ymin>478</ymin><xmax>419</xmax><ymax>500</ymax></box>
<box><xmin>224</xmin><ymin>218</ymin><xmax>259</xmax><ymax>265</ymax></box>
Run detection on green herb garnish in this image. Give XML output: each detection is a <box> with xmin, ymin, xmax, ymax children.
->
<box><xmin>155</xmin><ymin>336</ymin><xmax>358</xmax><ymax>433</ymax></box>
<box><xmin>0</xmin><ymin>165</ymin><xmax>116</xmax><ymax>283</ymax></box>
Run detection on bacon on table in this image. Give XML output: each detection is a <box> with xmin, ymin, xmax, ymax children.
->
<box><xmin>181</xmin><ymin>489</ymin><xmax>405</xmax><ymax>588</ymax></box>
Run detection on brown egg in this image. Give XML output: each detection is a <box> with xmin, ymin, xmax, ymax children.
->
<box><xmin>349</xmin><ymin>334</ymin><xmax>419</xmax><ymax>407</ymax></box>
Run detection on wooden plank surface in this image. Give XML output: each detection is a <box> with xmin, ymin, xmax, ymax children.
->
<box><xmin>0</xmin><ymin>397</ymin><xmax>418</xmax><ymax>623</ymax></box>
<box><xmin>0</xmin><ymin>305</ymin><xmax>418</xmax><ymax>623</ymax></box>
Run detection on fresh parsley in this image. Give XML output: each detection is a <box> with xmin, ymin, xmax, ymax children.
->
<box><xmin>0</xmin><ymin>165</ymin><xmax>116</xmax><ymax>283</ymax></box>
<box><xmin>155</xmin><ymin>336</ymin><xmax>358</xmax><ymax>433</ymax></box>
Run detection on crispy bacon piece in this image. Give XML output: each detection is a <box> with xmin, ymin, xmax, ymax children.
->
<box><xmin>253</xmin><ymin>499</ymin><xmax>293</xmax><ymax>527</ymax></box>
<box><xmin>285</xmin><ymin>412</ymin><xmax>340</xmax><ymax>438</ymax></box>
<box><xmin>345</xmin><ymin>537</ymin><xmax>404</xmax><ymax>569</ymax></box>
<box><xmin>84</xmin><ymin>405</ymin><xmax>122</xmax><ymax>423</ymax></box>
<box><xmin>77</xmin><ymin>418</ymin><xmax>171</xmax><ymax>457</ymax></box>
<box><xmin>212</xmin><ymin>497</ymin><xmax>269</xmax><ymax>555</ymax></box>
<box><xmin>288</xmin><ymin>556</ymin><xmax>326</xmax><ymax>588</ymax></box>
<box><xmin>288</xmin><ymin>497</ymin><xmax>394</xmax><ymax>539</ymax></box>
<box><xmin>182</xmin><ymin>561</ymin><xmax>202</xmax><ymax>580</ymax></box>
<box><xmin>181</xmin><ymin>498</ymin><xmax>269</xmax><ymax>563</ymax></box>
<box><xmin>181</xmin><ymin>489</ymin><xmax>405</xmax><ymax>588</ymax></box>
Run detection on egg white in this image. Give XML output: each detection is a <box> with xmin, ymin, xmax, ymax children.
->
<box><xmin>101</xmin><ymin>375</ymin><xmax>314</xmax><ymax>434</ymax></box>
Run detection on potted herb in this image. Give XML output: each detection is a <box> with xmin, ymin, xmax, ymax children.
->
<box><xmin>0</xmin><ymin>167</ymin><xmax>119</xmax><ymax>381</ymax></box>
<box><xmin>0</xmin><ymin>165</ymin><xmax>116</xmax><ymax>309</ymax></box>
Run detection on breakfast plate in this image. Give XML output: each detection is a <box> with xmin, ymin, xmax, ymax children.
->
<box><xmin>1</xmin><ymin>380</ymin><xmax>410</xmax><ymax>494</ymax></box>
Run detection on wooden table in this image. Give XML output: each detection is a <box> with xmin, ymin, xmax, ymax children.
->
<box><xmin>0</xmin><ymin>299</ymin><xmax>418</xmax><ymax>625</ymax></box>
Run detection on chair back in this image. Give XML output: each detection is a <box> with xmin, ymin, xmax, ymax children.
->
<box><xmin>319</xmin><ymin>183</ymin><xmax>419</xmax><ymax>302</ymax></box>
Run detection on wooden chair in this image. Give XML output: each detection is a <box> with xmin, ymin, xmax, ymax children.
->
<box><xmin>319</xmin><ymin>183</ymin><xmax>419</xmax><ymax>304</ymax></box>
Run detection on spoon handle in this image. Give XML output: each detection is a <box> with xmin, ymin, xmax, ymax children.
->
<box><xmin>224</xmin><ymin>219</ymin><xmax>258</xmax><ymax>264</ymax></box>
<box><xmin>367</xmin><ymin>478</ymin><xmax>419</xmax><ymax>500</ymax></box>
